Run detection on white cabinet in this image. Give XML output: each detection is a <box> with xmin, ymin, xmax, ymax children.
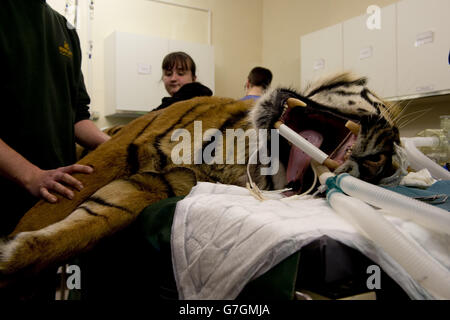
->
<box><xmin>105</xmin><ymin>31</ymin><xmax>215</xmax><ymax>116</ymax></box>
<box><xmin>397</xmin><ymin>0</ymin><xmax>450</xmax><ymax>97</ymax></box>
<box><xmin>343</xmin><ymin>4</ymin><xmax>397</xmax><ymax>99</ymax></box>
<box><xmin>105</xmin><ymin>32</ymin><xmax>168</xmax><ymax>115</ymax></box>
<box><xmin>300</xmin><ymin>24</ymin><xmax>343</xmax><ymax>88</ymax></box>
<box><xmin>300</xmin><ymin>0</ymin><xmax>450</xmax><ymax>100</ymax></box>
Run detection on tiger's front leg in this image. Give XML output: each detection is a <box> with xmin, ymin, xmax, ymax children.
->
<box><xmin>0</xmin><ymin>172</ymin><xmax>172</xmax><ymax>283</ymax></box>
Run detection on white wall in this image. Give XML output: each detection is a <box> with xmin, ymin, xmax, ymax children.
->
<box><xmin>46</xmin><ymin>0</ymin><xmax>449</xmax><ymax>136</ymax></box>
<box><xmin>47</xmin><ymin>0</ymin><xmax>263</xmax><ymax>128</ymax></box>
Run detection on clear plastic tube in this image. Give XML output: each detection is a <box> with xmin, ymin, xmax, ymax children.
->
<box><xmin>336</xmin><ymin>173</ymin><xmax>450</xmax><ymax>235</ymax></box>
<box><xmin>278</xmin><ymin>124</ymin><xmax>328</xmax><ymax>164</ymax></box>
<box><xmin>401</xmin><ymin>137</ymin><xmax>450</xmax><ymax>180</ymax></box>
<box><xmin>327</xmin><ymin>190</ymin><xmax>450</xmax><ymax>300</ymax></box>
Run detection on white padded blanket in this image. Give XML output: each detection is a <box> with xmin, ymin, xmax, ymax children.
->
<box><xmin>171</xmin><ymin>182</ymin><xmax>450</xmax><ymax>300</ymax></box>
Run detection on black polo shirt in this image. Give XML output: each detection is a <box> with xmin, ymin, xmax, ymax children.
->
<box><xmin>0</xmin><ymin>0</ymin><xmax>91</xmax><ymax>235</ymax></box>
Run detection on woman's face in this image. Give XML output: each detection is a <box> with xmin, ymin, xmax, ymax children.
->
<box><xmin>162</xmin><ymin>64</ymin><xmax>196</xmax><ymax>96</ymax></box>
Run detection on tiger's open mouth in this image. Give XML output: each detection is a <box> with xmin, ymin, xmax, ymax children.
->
<box><xmin>280</xmin><ymin>99</ymin><xmax>359</xmax><ymax>193</ymax></box>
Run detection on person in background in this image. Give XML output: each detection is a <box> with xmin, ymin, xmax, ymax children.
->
<box><xmin>240</xmin><ymin>66</ymin><xmax>273</xmax><ymax>101</ymax></box>
<box><xmin>0</xmin><ymin>0</ymin><xmax>110</xmax><ymax>299</ymax></box>
<box><xmin>155</xmin><ymin>51</ymin><xmax>213</xmax><ymax>110</ymax></box>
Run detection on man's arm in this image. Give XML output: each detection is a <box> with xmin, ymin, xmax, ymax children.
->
<box><xmin>0</xmin><ymin>138</ymin><xmax>93</xmax><ymax>203</ymax></box>
<box><xmin>74</xmin><ymin>119</ymin><xmax>110</xmax><ymax>150</ymax></box>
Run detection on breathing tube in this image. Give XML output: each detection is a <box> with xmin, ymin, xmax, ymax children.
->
<box><xmin>335</xmin><ymin>173</ymin><xmax>450</xmax><ymax>235</ymax></box>
<box><xmin>313</xmin><ymin>163</ymin><xmax>450</xmax><ymax>300</ymax></box>
<box><xmin>401</xmin><ymin>137</ymin><xmax>450</xmax><ymax>180</ymax></box>
<box><xmin>271</xmin><ymin>97</ymin><xmax>450</xmax><ymax>299</ymax></box>
<box><xmin>275</xmin><ymin>121</ymin><xmax>339</xmax><ymax>170</ymax></box>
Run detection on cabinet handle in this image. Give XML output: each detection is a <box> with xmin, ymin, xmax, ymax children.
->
<box><xmin>415</xmin><ymin>31</ymin><xmax>434</xmax><ymax>47</ymax></box>
<box><xmin>416</xmin><ymin>85</ymin><xmax>435</xmax><ymax>93</ymax></box>
<box><xmin>359</xmin><ymin>46</ymin><xmax>373</xmax><ymax>60</ymax></box>
<box><xmin>313</xmin><ymin>58</ymin><xmax>325</xmax><ymax>71</ymax></box>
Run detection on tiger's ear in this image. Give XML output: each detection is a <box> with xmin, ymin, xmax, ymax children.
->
<box><xmin>164</xmin><ymin>167</ymin><xmax>198</xmax><ymax>196</ymax></box>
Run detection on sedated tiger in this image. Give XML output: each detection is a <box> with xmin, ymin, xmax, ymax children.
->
<box><xmin>0</xmin><ymin>72</ymin><xmax>403</xmax><ymax>284</ymax></box>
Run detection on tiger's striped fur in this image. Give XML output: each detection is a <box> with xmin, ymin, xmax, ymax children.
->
<box><xmin>0</xmin><ymin>72</ymin><xmax>401</xmax><ymax>283</ymax></box>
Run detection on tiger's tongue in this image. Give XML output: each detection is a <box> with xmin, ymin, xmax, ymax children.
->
<box><xmin>286</xmin><ymin>130</ymin><xmax>324</xmax><ymax>183</ymax></box>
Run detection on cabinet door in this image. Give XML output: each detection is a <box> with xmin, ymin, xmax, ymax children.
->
<box><xmin>301</xmin><ymin>24</ymin><xmax>343</xmax><ymax>88</ymax></box>
<box><xmin>168</xmin><ymin>39</ymin><xmax>215</xmax><ymax>93</ymax></box>
<box><xmin>114</xmin><ymin>32</ymin><xmax>169</xmax><ymax>112</ymax></box>
<box><xmin>343</xmin><ymin>4</ymin><xmax>397</xmax><ymax>99</ymax></box>
<box><xmin>397</xmin><ymin>0</ymin><xmax>450</xmax><ymax>97</ymax></box>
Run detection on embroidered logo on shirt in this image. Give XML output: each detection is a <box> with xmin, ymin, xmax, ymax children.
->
<box><xmin>59</xmin><ymin>41</ymin><xmax>73</xmax><ymax>58</ymax></box>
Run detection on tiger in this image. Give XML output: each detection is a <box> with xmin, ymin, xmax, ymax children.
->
<box><xmin>0</xmin><ymin>72</ymin><xmax>402</xmax><ymax>285</ymax></box>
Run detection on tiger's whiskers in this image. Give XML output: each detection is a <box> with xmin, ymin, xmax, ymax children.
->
<box><xmin>390</xmin><ymin>99</ymin><xmax>415</xmax><ymax>125</ymax></box>
<box><xmin>396</xmin><ymin>108</ymin><xmax>432</xmax><ymax>129</ymax></box>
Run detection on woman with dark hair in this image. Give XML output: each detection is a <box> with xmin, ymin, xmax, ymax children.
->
<box><xmin>156</xmin><ymin>51</ymin><xmax>212</xmax><ymax>110</ymax></box>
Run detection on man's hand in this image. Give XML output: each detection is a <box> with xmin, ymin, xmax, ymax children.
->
<box><xmin>0</xmin><ymin>138</ymin><xmax>96</xmax><ymax>203</ymax></box>
<box><xmin>25</xmin><ymin>164</ymin><xmax>94</xmax><ymax>203</ymax></box>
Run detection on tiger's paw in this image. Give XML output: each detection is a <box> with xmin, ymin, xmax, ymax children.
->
<box><xmin>0</xmin><ymin>231</ymin><xmax>47</xmax><ymax>279</ymax></box>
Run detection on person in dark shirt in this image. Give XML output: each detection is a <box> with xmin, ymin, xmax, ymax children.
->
<box><xmin>0</xmin><ymin>0</ymin><xmax>110</xmax><ymax>237</ymax></box>
<box><xmin>0</xmin><ymin>0</ymin><xmax>111</xmax><ymax>300</ymax></box>
<box><xmin>155</xmin><ymin>51</ymin><xmax>212</xmax><ymax>111</ymax></box>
